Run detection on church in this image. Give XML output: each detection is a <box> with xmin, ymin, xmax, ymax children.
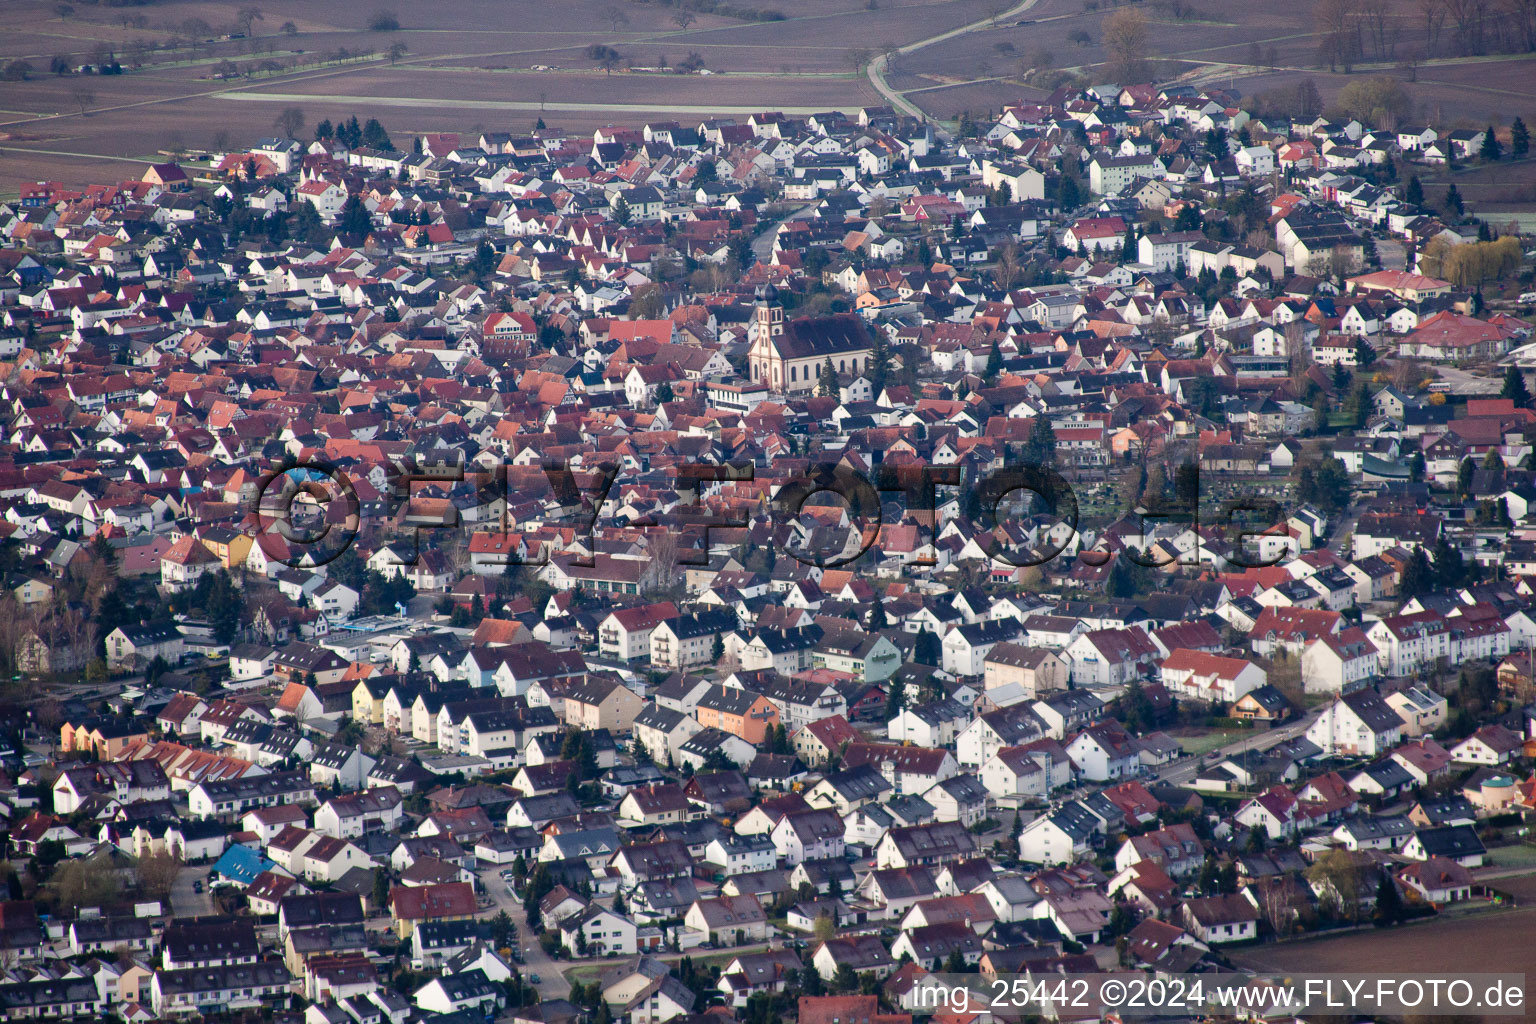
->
<box><xmin>747</xmin><ymin>296</ymin><xmax>875</xmax><ymax>394</ymax></box>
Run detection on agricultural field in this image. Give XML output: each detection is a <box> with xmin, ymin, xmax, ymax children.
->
<box><xmin>0</xmin><ymin>0</ymin><xmax>1004</xmax><ymax>188</ymax></box>
<box><xmin>896</xmin><ymin>0</ymin><xmax>1536</xmax><ymax>127</ymax></box>
<box><xmin>1233</xmin><ymin>900</ymin><xmax>1536</xmax><ymax>977</ymax></box>
<box><xmin>3</xmin><ymin>0</ymin><xmax>1536</xmax><ymax>201</ymax></box>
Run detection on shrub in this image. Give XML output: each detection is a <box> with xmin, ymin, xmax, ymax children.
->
<box><xmin>366</xmin><ymin>9</ymin><xmax>399</xmax><ymax>31</ymax></box>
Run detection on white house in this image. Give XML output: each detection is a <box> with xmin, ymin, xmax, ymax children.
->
<box><xmin>1300</xmin><ymin>629</ymin><xmax>1380</xmax><ymax>694</ymax></box>
<box><xmin>1017</xmin><ymin>805</ymin><xmax>1096</xmax><ymax>866</ymax></box>
<box><xmin>1235</xmin><ymin>145</ymin><xmax>1275</xmax><ymax>176</ymax></box>
<box><xmin>1136</xmin><ymin>230</ymin><xmax>1204</xmax><ymax>272</ymax></box>
<box><xmin>1306</xmin><ymin>690</ymin><xmax>1405</xmax><ymax>757</ymax></box>
<box><xmin>770</xmin><ymin>810</ymin><xmax>845</xmax><ymax>866</ymax></box>
<box><xmin>1064</xmin><ymin>723</ymin><xmax>1139</xmax><ymax>783</ymax></box>
<box><xmin>1065</xmin><ymin>627</ymin><xmax>1159</xmax><ymax>688</ymax></box>
<box><xmin>560</xmin><ymin>907</ymin><xmax>638</xmax><ymax>956</ymax></box>
<box><xmin>1181</xmin><ymin>895</ymin><xmax>1259</xmax><ymax>944</ymax></box>
<box><xmin>1159</xmin><ymin>650</ymin><xmax>1266</xmax><ymax>704</ymax></box>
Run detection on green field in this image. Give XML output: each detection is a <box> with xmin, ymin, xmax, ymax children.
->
<box><xmin>1486</xmin><ymin>843</ymin><xmax>1536</xmax><ymax>869</ymax></box>
<box><xmin>1173</xmin><ymin>729</ymin><xmax>1246</xmax><ymax>757</ymax></box>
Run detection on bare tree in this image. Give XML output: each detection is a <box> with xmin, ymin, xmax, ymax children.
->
<box><xmin>1442</xmin><ymin>0</ymin><xmax>1490</xmax><ymax>53</ymax></box>
<box><xmin>1420</xmin><ymin>0</ymin><xmax>1447</xmax><ymax>55</ymax></box>
<box><xmin>672</xmin><ymin>10</ymin><xmax>696</xmax><ymax>30</ymax></box>
<box><xmin>995</xmin><ymin>243</ymin><xmax>1023</xmax><ymax>291</ymax></box>
<box><xmin>387</xmin><ymin>42</ymin><xmax>407</xmax><ymax>63</ymax></box>
<box><xmin>1283</xmin><ymin>320</ymin><xmax>1308</xmax><ymax>377</ymax></box>
<box><xmin>180</xmin><ymin>16</ymin><xmax>214</xmax><ymax>44</ymax></box>
<box><xmin>1255</xmin><ymin>877</ymin><xmax>1302</xmax><ymax>936</ymax></box>
<box><xmin>135</xmin><ymin>853</ymin><xmax>181</xmax><ymax>899</ymax></box>
<box><xmin>273</xmin><ymin>105</ymin><xmax>305</xmax><ymax>139</ymax></box>
<box><xmin>1506</xmin><ymin>0</ymin><xmax>1536</xmax><ymax>51</ymax></box>
<box><xmin>1393</xmin><ymin>356</ymin><xmax>1427</xmax><ymax>391</ymax></box>
<box><xmin>50</xmin><ymin>856</ymin><xmax>120</xmax><ymax>914</ymax></box>
<box><xmin>69</xmin><ymin>85</ymin><xmax>96</xmax><ymax>115</ymax></box>
<box><xmin>1358</xmin><ymin>0</ymin><xmax>1396</xmax><ymax>58</ymax></box>
<box><xmin>651</xmin><ymin>246</ymin><xmax>680</xmax><ymax>282</ymax></box>
<box><xmin>442</xmin><ymin>527</ymin><xmax>470</xmax><ymax>576</ymax></box>
<box><xmin>1101</xmin><ymin>7</ymin><xmax>1151</xmax><ymax>80</ymax></box>
<box><xmin>1314</xmin><ymin>0</ymin><xmax>1360</xmax><ymax>71</ymax></box>
<box><xmin>235</xmin><ymin>6</ymin><xmax>263</xmax><ymax>36</ymax></box>
<box><xmin>640</xmin><ymin>530</ymin><xmax>680</xmax><ymax>596</ymax></box>
<box><xmin>603</xmin><ymin>6</ymin><xmax>630</xmax><ymax>31</ymax></box>
<box><xmin>1327</xmin><ymin>243</ymin><xmax>1358</xmax><ymax>286</ymax></box>
<box><xmin>845</xmin><ymin>47</ymin><xmax>872</xmax><ymax>72</ymax></box>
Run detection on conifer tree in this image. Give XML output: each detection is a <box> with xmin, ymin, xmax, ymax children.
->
<box><xmin>818</xmin><ymin>357</ymin><xmax>838</xmax><ymax>397</ymax></box>
<box><xmin>1511</xmin><ymin>117</ymin><xmax>1529</xmax><ymax>158</ymax></box>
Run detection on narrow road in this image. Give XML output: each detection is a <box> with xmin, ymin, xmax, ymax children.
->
<box><xmin>478</xmin><ymin>866</ymin><xmax>792</xmax><ymax>993</ymax></box>
<box><xmin>865</xmin><ymin>0</ymin><xmax>1043</xmax><ymax>127</ymax></box>
<box><xmin>170</xmin><ymin>865</ymin><xmax>215</xmax><ymax>918</ymax></box>
<box><xmin>751</xmin><ymin>202</ymin><xmax>814</xmax><ymax>265</ymax></box>
<box><xmin>1155</xmin><ymin>709</ymin><xmax>1321</xmax><ymax>786</ymax></box>
<box><xmin>1326</xmin><ymin>511</ymin><xmax>1358</xmax><ymax>557</ymax></box>
<box><xmin>480</xmin><ymin>868</ymin><xmax>567</xmax><ymax>1000</ymax></box>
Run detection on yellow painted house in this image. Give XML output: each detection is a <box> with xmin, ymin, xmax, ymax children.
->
<box><xmin>60</xmin><ymin>718</ymin><xmax>151</xmax><ymax>759</ymax></box>
<box><xmin>197</xmin><ymin>526</ymin><xmax>254</xmax><ymax>571</ymax></box>
<box><xmin>351</xmin><ymin>677</ymin><xmax>390</xmax><ymax>726</ymax></box>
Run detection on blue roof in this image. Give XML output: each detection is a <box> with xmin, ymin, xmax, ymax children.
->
<box><xmin>213</xmin><ymin>844</ymin><xmax>275</xmax><ymax>885</ymax></box>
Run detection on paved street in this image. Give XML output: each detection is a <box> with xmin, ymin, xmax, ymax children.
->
<box><xmin>1432</xmin><ymin>364</ymin><xmax>1502</xmax><ymax>394</ymax></box>
<box><xmin>751</xmin><ymin>202</ymin><xmax>813</xmax><ymax>264</ymax></box>
<box><xmin>1377</xmin><ymin>236</ymin><xmax>1408</xmax><ymax>271</ymax></box>
<box><xmin>477</xmin><ymin>865</ymin><xmax>796</xmax><ymax>997</ymax></box>
<box><xmin>479</xmin><ymin>867</ymin><xmax>569</xmax><ymax>1000</ymax></box>
<box><xmin>169</xmin><ymin>865</ymin><xmax>214</xmax><ymax>918</ymax></box>
<box><xmin>1154</xmin><ymin>708</ymin><xmax>1323</xmax><ymax>786</ymax></box>
<box><xmin>1325</xmin><ymin>510</ymin><xmax>1358</xmax><ymax>556</ymax></box>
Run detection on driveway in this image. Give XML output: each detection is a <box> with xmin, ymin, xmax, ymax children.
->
<box><xmin>170</xmin><ymin>865</ymin><xmax>215</xmax><ymax>918</ymax></box>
